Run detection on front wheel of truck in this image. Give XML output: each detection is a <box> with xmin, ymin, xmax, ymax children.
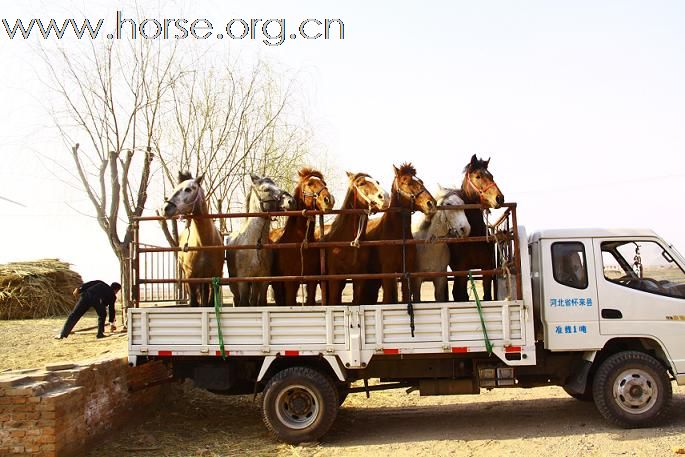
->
<box><xmin>592</xmin><ymin>351</ymin><xmax>672</xmax><ymax>428</ymax></box>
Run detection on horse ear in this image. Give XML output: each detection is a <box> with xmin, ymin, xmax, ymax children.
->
<box><xmin>250</xmin><ymin>173</ymin><xmax>261</xmax><ymax>184</ymax></box>
<box><xmin>195</xmin><ymin>173</ymin><xmax>204</xmax><ymax>185</ymax></box>
<box><xmin>469</xmin><ymin>154</ymin><xmax>479</xmax><ymax>168</ymax></box>
<box><xmin>346</xmin><ymin>171</ymin><xmax>354</xmax><ymax>180</ymax></box>
<box><xmin>437</xmin><ymin>183</ymin><xmax>445</xmax><ymax>192</ymax></box>
<box><xmin>484</xmin><ymin>158</ymin><xmax>491</xmax><ymax>169</ymax></box>
<box><xmin>393</xmin><ymin>165</ymin><xmax>400</xmax><ymax>176</ymax></box>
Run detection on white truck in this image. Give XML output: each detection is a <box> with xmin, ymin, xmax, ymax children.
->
<box><xmin>128</xmin><ymin>223</ymin><xmax>685</xmax><ymax>444</ymax></box>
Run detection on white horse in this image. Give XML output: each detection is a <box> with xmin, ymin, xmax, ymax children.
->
<box><xmin>412</xmin><ymin>185</ymin><xmax>471</xmax><ymax>302</ymax></box>
<box><xmin>226</xmin><ymin>174</ymin><xmax>295</xmax><ymax>306</ymax></box>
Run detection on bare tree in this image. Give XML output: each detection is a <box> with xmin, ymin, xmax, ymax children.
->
<box><xmin>41</xmin><ymin>39</ymin><xmax>179</xmax><ymax>320</ymax></box>
<box><xmin>156</xmin><ymin>59</ymin><xmax>311</xmax><ymax>243</ymax></box>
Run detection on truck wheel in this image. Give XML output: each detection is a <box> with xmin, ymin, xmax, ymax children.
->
<box><xmin>262</xmin><ymin>367</ymin><xmax>339</xmax><ymax>444</ymax></box>
<box><xmin>592</xmin><ymin>351</ymin><xmax>672</xmax><ymax>428</ymax></box>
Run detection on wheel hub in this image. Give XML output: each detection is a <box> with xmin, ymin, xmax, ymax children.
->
<box><xmin>275</xmin><ymin>384</ymin><xmax>320</xmax><ymax>430</ymax></box>
<box><xmin>613</xmin><ymin>369</ymin><xmax>657</xmax><ymax>414</ymax></box>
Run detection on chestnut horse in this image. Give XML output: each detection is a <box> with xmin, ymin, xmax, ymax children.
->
<box><xmin>271</xmin><ymin>168</ymin><xmax>334</xmax><ymax>306</ymax></box>
<box><xmin>162</xmin><ymin>171</ymin><xmax>224</xmax><ymax>307</ymax></box>
<box><xmin>323</xmin><ymin>172</ymin><xmax>389</xmax><ymax>305</ymax></box>
<box><xmin>226</xmin><ymin>174</ymin><xmax>295</xmax><ymax>306</ymax></box>
<box><xmin>360</xmin><ymin>164</ymin><xmax>437</xmax><ymax>304</ymax></box>
<box><xmin>449</xmin><ymin>155</ymin><xmax>505</xmax><ymax>302</ymax></box>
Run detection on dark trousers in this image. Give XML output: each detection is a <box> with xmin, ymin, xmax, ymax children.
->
<box><xmin>59</xmin><ymin>294</ymin><xmax>106</xmax><ymax>338</ymax></box>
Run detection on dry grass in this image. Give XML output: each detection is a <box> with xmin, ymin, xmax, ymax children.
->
<box><xmin>0</xmin><ymin>259</ymin><xmax>82</xmax><ymax>320</ymax></box>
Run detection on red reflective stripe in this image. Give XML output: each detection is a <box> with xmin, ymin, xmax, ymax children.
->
<box><xmin>383</xmin><ymin>348</ymin><xmax>400</xmax><ymax>355</ymax></box>
<box><xmin>505</xmin><ymin>346</ymin><xmax>522</xmax><ymax>353</ymax></box>
<box><xmin>158</xmin><ymin>350</ymin><xmax>172</xmax><ymax>356</ymax></box>
<box><xmin>216</xmin><ymin>351</ymin><xmax>230</xmax><ymax>356</ymax></box>
<box><xmin>284</xmin><ymin>350</ymin><xmax>300</xmax><ymax>356</ymax></box>
<box><xmin>451</xmin><ymin>347</ymin><xmax>468</xmax><ymax>353</ymax></box>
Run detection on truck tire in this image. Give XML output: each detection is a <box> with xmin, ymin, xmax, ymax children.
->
<box><xmin>262</xmin><ymin>366</ymin><xmax>339</xmax><ymax>444</ymax></box>
<box><xmin>592</xmin><ymin>351</ymin><xmax>672</xmax><ymax>428</ymax></box>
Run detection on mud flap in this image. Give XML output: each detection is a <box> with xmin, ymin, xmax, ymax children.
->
<box><xmin>564</xmin><ymin>359</ymin><xmax>592</xmax><ymax>395</ymax></box>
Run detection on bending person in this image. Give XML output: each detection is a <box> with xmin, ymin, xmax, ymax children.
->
<box><xmin>55</xmin><ymin>280</ymin><xmax>121</xmax><ymax>339</ymax></box>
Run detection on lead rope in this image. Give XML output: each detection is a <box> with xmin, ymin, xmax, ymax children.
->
<box><xmin>403</xmin><ymin>195</ymin><xmax>415</xmax><ymax>337</ymax></box>
<box><xmin>300</xmin><ymin>211</ymin><xmax>313</xmax><ymax>306</ymax></box>
<box><xmin>212</xmin><ymin>277</ymin><xmax>226</xmax><ymax>360</ymax></box>
<box><xmin>469</xmin><ymin>270</ymin><xmax>492</xmax><ymax>355</ymax></box>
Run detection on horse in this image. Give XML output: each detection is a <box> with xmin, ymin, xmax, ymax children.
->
<box><xmin>226</xmin><ymin>174</ymin><xmax>295</xmax><ymax>306</ymax></box>
<box><xmin>360</xmin><ymin>163</ymin><xmax>437</xmax><ymax>304</ymax></box>
<box><xmin>411</xmin><ymin>185</ymin><xmax>471</xmax><ymax>302</ymax></box>
<box><xmin>162</xmin><ymin>171</ymin><xmax>224</xmax><ymax>307</ymax></box>
<box><xmin>271</xmin><ymin>168</ymin><xmax>335</xmax><ymax>306</ymax></box>
<box><xmin>323</xmin><ymin>172</ymin><xmax>389</xmax><ymax>305</ymax></box>
<box><xmin>449</xmin><ymin>154</ymin><xmax>505</xmax><ymax>302</ymax></box>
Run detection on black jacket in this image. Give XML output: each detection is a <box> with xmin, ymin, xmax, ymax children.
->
<box><xmin>79</xmin><ymin>280</ymin><xmax>117</xmax><ymax>323</ymax></box>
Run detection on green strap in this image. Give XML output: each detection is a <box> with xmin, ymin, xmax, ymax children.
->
<box><xmin>212</xmin><ymin>277</ymin><xmax>226</xmax><ymax>360</ymax></box>
<box><xmin>468</xmin><ymin>271</ymin><xmax>493</xmax><ymax>355</ymax></box>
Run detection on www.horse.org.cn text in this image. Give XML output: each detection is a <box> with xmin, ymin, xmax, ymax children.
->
<box><xmin>1</xmin><ymin>10</ymin><xmax>345</xmax><ymax>46</ymax></box>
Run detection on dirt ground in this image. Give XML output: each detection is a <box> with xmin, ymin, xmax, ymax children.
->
<box><xmin>86</xmin><ymin>382</ymin><xmax>685</xmax><ymax>457</ymax></box>
<box><xmin>0</xmin><ymin>311</ymin><xmax>127</xmax><ymax>371</ymax></box>
<box><xmin>3</xmin><ymin>316</ymin><xmax>685</xmax><ymax>456</ymax></box>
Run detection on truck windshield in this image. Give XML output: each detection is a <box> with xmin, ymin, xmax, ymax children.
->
<box><xmin>601</xmin><ymin>240</ymin><xmax>685</xmax><ymax>299</ymax></box>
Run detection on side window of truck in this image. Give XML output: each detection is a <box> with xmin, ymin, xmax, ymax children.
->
<box><xmin>601</xmin><ymin>240</ymin><xmax>685</xmax><ymax>299</ymax></box>
<box><xmin>551</xmin><ymin>242</ymin><xmax>588</xmax><ymax>289</ymax></box>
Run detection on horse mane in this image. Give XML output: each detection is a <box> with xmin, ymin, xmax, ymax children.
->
<box><xmin>397</xmin><ymin>163</ymin><xmax>416</xmax><ymax>177</ymax></box>
<box><xmin>178</xmin><ymin>170</ymin><xmax>193</xmax><ymax>183</ymax></box>
<box><xmin>463</xmin><ymin>155</ymin><xmax>491</xmax><ymax>174</ymax></box>
<box><xmin>298</xmin><ymin>167</ymin><xmax>324</xmax><ymax>180</ymax></box>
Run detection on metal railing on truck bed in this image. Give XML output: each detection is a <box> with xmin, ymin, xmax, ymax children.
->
<box><xmin>129</xmin><ymin>203</ymin><xmax>523</xmax><ymax>306</ymax></box>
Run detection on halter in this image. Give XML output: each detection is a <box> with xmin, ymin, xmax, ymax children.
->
<box><xmin>251</xmin><ymin>184</ymin><xmax>287</xmax><ymax>213</ymax></box>
<box><xmin>393</xmin><ymin>178</ymin><xmax>428</xmax><ymax>212</ymax></box>
<box><xmin>301</xmin><ymin>177</ymin><xmax>330</xmax><ymax>210</ymax></box>
<box><xmin>465</xmin><ymin>171</ymin><xmax>499</xmax><ymax>204</ymax></box>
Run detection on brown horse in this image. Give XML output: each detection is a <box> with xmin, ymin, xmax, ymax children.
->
<box><xmin>360</xmin><ymin>164</ymin><xmax>437</xmax><ymax>304</ymax></box>
<box><xmin>323</xmin><ymin>172</ymin><xmax>389</xmax><ymax>305</ymax></box>
<box><xmin>162</xmin><ymin>171</ymin><xmax>224</xmax><ymax>307</ymax></box>
<box><xmin>271</xmin><ymin>168</ymin><xmax>335</xmax><ymax>306</ymax></box>
<box><xmin>449</xmin><ymin>155</ymin><xmax>505</xmax><ymax>302</ymax></box>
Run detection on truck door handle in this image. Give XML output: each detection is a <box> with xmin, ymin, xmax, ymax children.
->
<box><xmin>601</xmin><ymin>309</ymin><xmax>623</xmax><ymax>319</ymax></box>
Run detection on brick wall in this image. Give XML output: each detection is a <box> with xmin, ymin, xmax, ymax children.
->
<box><xmin>0</xmin><ymin>358</ymin><xmax>170</xmax><ymax>457</ymax></box>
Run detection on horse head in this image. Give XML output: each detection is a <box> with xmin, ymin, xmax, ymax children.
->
<box><xmin>162</xmin><ymin>171</ymin><xmax>206</xmax><ymax>217</ymax></box>
<box><xmin>435</xmin><ymin>185</ymin><xmax>471</xmax><ymax>238</ymax></box>
<box><xmin>461</xmin><ymin>154</ymin><xmax>504</xmax><ymax>209</ymax></box>
<box><xmin>296</xmin><ymin>167</ymin><xmax>335</xmax><ymax>212</ymax></box>
<box><xmin>346</xmin><ymin>171</ymin><xmax>390</xmax><ymax>210</ymax></box>
<box><xmin>248</xmin><ymin>174</ymin><xmax>293</xmax><ymax>213</ymax></box>
<box><xmin>392</xmin><ymin>163</ymin><xmax>437</xmax><ymax>215</ymax></box>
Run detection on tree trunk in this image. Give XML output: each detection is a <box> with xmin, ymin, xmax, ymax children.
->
<box><xmin>115</xmin><ymin>243</ymin><xmax>132</xmax><ymax>328</ymax></box>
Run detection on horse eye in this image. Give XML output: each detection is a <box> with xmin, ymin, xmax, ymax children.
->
<box><xmin>184</xmin><ymin>188</ymin><xmax>191</xmax><ymax>193</ymax></box>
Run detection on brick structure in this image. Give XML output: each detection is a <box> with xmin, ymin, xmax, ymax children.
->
<box><xmin>0</xmin><ymin>358</ymin><xmax>170</xmax><ymax>456</ymax></box>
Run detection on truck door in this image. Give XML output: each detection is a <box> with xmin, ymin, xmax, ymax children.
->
<box><xmin>540</xmin><ymin>238</ymin><xmax>602</xmax><ymax>350</ymax></box>
<box><xmin>592</xmin><ymin>238</ymin><xmax>685</xmax><ymax>373</ymax></box>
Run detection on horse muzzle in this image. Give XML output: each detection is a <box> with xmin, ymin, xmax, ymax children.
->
<box><xmin>162</xmin><ymin>201</ymin><xmax>177</xmax><ymax>217</ymax></box>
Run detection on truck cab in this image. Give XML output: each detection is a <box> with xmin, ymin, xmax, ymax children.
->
<box><xmin>530</xmin><ymin>228</ymin><xmax>685</xmax><ymax>426</ymax></box>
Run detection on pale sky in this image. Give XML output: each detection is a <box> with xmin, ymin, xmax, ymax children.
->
<box><xmin>1</xmin><ymin>0</ymin><xmax>684</xmax><ymax>281</ymax></box>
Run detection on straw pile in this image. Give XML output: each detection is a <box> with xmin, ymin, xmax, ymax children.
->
<box><xmin>0</xmin><ymin>259</ymin><xmax>83</xmax><ymax>319</ymax></box>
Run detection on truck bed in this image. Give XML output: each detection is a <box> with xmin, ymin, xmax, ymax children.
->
<box><xmin>128</xmin><ymin>299</ymin><xmax>536</xmax><ymax>369</ymax></box>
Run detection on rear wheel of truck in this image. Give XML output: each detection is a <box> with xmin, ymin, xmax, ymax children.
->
<box><xmin>592</xmin><ymin>351</ymin><xmax>672</xmax><ymax>428</ymax></box>
<box><xmin>262</xmin><ymin>366</ymin><xmax>339</xmax><ymax>444</ymax></box>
